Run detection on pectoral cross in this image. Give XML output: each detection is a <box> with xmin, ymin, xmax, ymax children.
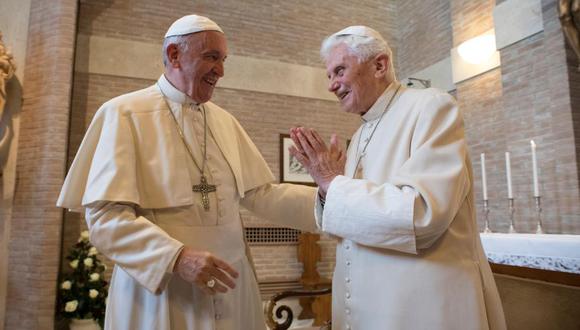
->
<box><xmin>192</xmin><ymin>175</ymin><xmax>216</xmax><ymax>211</ymax></box>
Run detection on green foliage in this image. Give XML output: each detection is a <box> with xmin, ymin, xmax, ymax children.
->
<box><xmin>58</xmin><ymin>231</ymin><xmax>108</xmax><ymax>328</ymax></box>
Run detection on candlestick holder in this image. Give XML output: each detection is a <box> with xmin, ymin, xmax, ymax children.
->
<box><xmin>534</xmin><ymin>196</ymin><xmax>544</xmax><ymax>234</ymax></box>
<box><xmin>508</xmin><ymin>198</ymin><xmax>516</xmax><ymax>233</ymax></box>
<box><xmin>483</xmin><ymin>200</ymin><xmax>492</xmax><ymax>233</ymax></box>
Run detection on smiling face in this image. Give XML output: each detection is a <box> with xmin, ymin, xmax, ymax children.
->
<box><xmin>166</xmin><ymin>31</ymin><xmax>227</xmax><ymax>103</ymax></box>
<box><xmin>325</xmin><ymin>43</ymin><xmax>390</xmax><ymax>115</ymax></box>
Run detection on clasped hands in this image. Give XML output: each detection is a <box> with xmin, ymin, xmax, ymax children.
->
<box><xmin>174</xmin><ymin>247</ymin><xmax>238</xmax><ymax>295</ymax></box>
<box><xmin>289</xmin><ymin>127</ymin><xmax>346</xmax><ymax>197</ymax></box>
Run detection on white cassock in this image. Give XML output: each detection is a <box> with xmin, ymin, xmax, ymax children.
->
<box><xmin>57</xmin><ymin>75</ymin><xmax>317</xmax><ymax>330</ymax></box>
<box><xmin>316</xmin><ymin>82</ymin><xmax>506</xmax><ymax>330</ymax></box>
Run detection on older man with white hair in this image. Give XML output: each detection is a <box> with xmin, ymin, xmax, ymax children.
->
<box><xmin>57</xmin><ymin>14</ymin><xmax>316</xmax><ymax>330</ymax></box>
<box><xmin>290</xmin><ymin>25</ymin><xmax>507</xmax><ymax>330</ymax></box>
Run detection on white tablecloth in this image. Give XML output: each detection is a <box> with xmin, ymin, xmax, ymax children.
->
<box><xmin>480</xmin><ymin>233</ymin><xmax>580</xmax><ymax>274</ymax></box>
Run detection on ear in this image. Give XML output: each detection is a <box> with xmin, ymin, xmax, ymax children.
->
<box><xmin>166</xmin><ymin>43</ymin><xmax>181</xmax><ymax>68</ymax></box>
<box><xmin>373</xmin><ymin>53</ymin><xmax>389</xmax><ymax>79</ymax></box>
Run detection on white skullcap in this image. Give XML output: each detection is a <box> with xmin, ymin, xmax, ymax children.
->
<box><xmin>333</xmin><ymin>25</ymin><xmax>385</xmax><ymax>42</ymax></box>
<box><xmin>164</xmin><ymin>14</ymin><xmax>223</xmax><ymax>38</ymax></box>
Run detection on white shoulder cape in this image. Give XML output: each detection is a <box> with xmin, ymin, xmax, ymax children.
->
<box><xmin>57</xmin><ymin>85</ymin><xmax>274</xmax><ymax>210</ymax></box>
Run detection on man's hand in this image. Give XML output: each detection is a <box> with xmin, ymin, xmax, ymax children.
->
<box><xmin>288</xmin><ymin>127</ymin><xmax>346</xmax><ymax>196</ymax></box>
<box><xmin>173</xmin><ymin>247</ymin><xmax>239</xmax><ymax>295</ymax></box>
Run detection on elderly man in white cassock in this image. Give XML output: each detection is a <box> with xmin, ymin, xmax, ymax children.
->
<box><xmin>57</xmin><ymin>15</ymin><xmax>317</xmax><ymax>330</ymax></box>
<box><xmin>289</xmin><ymin>26</ymin><xmax>507</xmax><ymax>330</ymax></box>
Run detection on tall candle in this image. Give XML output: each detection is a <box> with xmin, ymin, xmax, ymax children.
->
<box><xmin>505</xmin><ymin>152</ymin><xmax>513</xmax><ymax>198</ymax></box>
<box><xmin>480</xmin><ymin>153</ymin><xmax>488</xmax><ymax>200</ymax></box>
<box><xmin>531</xmin><ymin>140</ymin><xmax>540</xmax><ymax>197</ymax></box>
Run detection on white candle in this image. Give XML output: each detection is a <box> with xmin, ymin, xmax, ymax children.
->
<box><xmin>531</xmin><ymin>140</ymin><xmax>540</xmax><ymax>197</ymax></box>
<box><xmin>480</xmin><ymin>153</ymin><xmax>488</xmax><ymax>200</ymax></box>
<box><xmin>505</xmin><ymin>152</ymin><xmax>513</xmax><ymax>199</ymax></box>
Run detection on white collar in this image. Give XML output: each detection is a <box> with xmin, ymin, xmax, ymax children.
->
<box><xmin>157</xmin><ymin>74</ymin><xmax>198</xmax><ymax>107</ymax></box>
<box><xmin>361</xmin><ymin>81</ymin><xmax>401</xmax><ymax>122</ymax></box>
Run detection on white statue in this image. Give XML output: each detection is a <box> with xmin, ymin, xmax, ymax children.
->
<box><xmin>0</xmin><ymin>32</ymin><xmax>16</xmax><ymax>117</ymax></box>
<box><xmin>0</xmin><ymin>31</ymin><xmax>16</xmax><ymax>173</ymax></box>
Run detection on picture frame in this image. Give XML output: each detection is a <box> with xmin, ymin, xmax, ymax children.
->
<box><xmin>279</xmin><ymin>134</ymin><xmax>316</xmax><ymax>186</ymax></box>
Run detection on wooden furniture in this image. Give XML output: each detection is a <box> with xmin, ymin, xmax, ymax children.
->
<box><xmin>264</xmin><ymin>233</ymin><xmax>332</xmax><ymax>329</ymax></box>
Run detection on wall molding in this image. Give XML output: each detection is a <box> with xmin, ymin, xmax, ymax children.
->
<box><xmin>494</xmin><ymin>0</ymin><xmax>544</xmax><ymax>50</ymax></box>
<box><xmin>75</xmin><ymin>34</ymin><xmax>335</xmax><ymax>101</ymax></box>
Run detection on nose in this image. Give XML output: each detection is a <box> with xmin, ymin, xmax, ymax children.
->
<box><xmin>214</xmin><ymin>61</ymin><xmax>225</xmax><ymax>77</ymax></box>
<box><xmin>328</xmin><ymin>78</ymin><xmax>339</xmax><ymax>93</ymax></box>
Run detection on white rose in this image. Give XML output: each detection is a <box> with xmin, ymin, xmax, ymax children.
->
<box><xmin>80</xmin><ymin>230</ymin><xmax>89</xmax><ymax>241</ymax></box>
<box><xmin>69</xmin><ymin>260</ymin><xmax>79</xmax><ymax>269</ymax></box>
<box><xmin>89</xmin><ymin>273</ymin><xmax>100</xmax><ymax>282</ymax></box>
<box><xmin>61</xmin><ymin>280</ymin><xmax>72</xmax><ymax>290</ymax></box>
<box><xmin>64</xmin><ymin>300</ymin><xmax>78</xmax><ymax>312</ymax></box>
<box><xmin>88</xmin><ymin>247</ymin><xmax>98</xmax><ymax>256</ymax></box>
<box><xmin>89</xmin><ymin>289</ymin><xmax>99</xmax><ymax>299</ymax></box>
<box><xmin>83</xmin><ymin>258</ymin><xmax>94</xmax><ymax>268</ymax></box>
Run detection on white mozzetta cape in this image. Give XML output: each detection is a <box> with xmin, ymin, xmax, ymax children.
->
<box><xmin>57</xmin><ymin>84</ymin><xmax>274</xmax><ymax>210</ymax></box>
<box><xmin>317</xmin><ymin>83</ymin><xmax>506</xmax><ymax>330</ymax></box>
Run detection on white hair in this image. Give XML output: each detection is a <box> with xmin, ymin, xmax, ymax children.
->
<box><xmin>320</xmin><ymin>31</ymin><xmax>397</xmax><ymax>82</ymax></box>
<box><xmin>162</xmin><ymin>35</ymin><xmax>191</xmax><ymax>67</ymax></box>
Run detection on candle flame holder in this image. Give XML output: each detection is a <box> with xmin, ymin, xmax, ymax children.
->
<box><xmin>534</xmin><ymin>196</ymin><xmax>544</xmax><ymax>234</ymax></box>
<box><xmin>483</xmin><ymin>200</ymin><xmax>492</xmax><ymax>233</ymax></box>
<box><xmin>508</xmin><ymin>198</ymin><xmax>516</xmax><ymax>233</ymax></box>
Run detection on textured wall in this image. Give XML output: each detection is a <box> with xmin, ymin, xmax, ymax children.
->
<box><xmin>5</xmin><ymin>0</ymin><xmax>78</xmax><ymax>329</ymax></box>
<box><xmin>398</xmin><ymin>0</ymin><xmax>580</xmax><ymax>233</ymax></box>
<box><xmin>453</xmin><ymin>0</ymin><xmax>580</xmax><ymax>233</ymax></box>
<box><xmin>396</xmin><ymin>0</ymin><xmax>453</xmax><ymax>78</ymax></box>
<box><xmin>77</xmin><ymin>0</ymin><xmax>397</xmax><ymax>67</ymax></box>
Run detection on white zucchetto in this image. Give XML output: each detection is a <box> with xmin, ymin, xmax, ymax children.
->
<box><xmin>164</xmin><ymin>14</ymin><xmax>223</xmax><ymax>38</ymax></box>
<box><xmin>333</xmin><ymin>25</ymin><xmax>385</xmax><ymax>42</ymax></box>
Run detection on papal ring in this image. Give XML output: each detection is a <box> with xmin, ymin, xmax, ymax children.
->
<box><xmin>206</xmin><ymin>279</ymin><xmax>216</xmax><ymax>288</ymax></box>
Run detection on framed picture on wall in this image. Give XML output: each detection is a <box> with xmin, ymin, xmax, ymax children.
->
<box><xmin>279</xmin><ymin>134</ymin><xmax>316</xmax><ymax>186</ymax></box>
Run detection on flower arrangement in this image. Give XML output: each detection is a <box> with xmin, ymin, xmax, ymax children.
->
<box><xmin>59</xmin><ymin>230</ymin><xmax>108</xmax><ymax>328</ymax></box>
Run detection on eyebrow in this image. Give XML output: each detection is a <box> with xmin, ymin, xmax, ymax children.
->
<box><xmin>203</xmin><ymin>50</ymin><xmax>226</xmax><ymax>58</ymax></box>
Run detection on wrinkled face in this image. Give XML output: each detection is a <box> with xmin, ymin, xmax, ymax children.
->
<box><xmin>179</xmin><ymin>31</ymin><xmax>227</xmax><ymax>103</ymax></box>
<box><xmin>325</xmin><ymin>44</ymin><xmax>381</xmax><ymax>115</ymax></box>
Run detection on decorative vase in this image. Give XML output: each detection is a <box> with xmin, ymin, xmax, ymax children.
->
<box><xmin>69</xmin><ymin>318</ymin><xmax>101</xmax><ymax>330</ymax></box>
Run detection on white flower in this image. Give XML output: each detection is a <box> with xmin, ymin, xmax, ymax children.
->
<box><xmin>69</xmin><ymin>260</ymin><xmax>79</xmax><ymax>269</ymax></box>
<box><xmin>80</xmin><ymin>230</ymin><xmax>89</xmax><ymax>241</ymax></box>
<box><xmin>89</xmin><ymin>289</ymin><xmax>99</xmax><ymax>299</ymax></box>
<box><xmin>61</xmin><ymin>280</ymin><xmax>72</xmax><ymax>290</ymax></box>
<box><xmin>88</xmin><ymin>247</ymin><xmax>98</xmax><ymax>256</ymax></box>
<box><xmin>89</xmin><ymin>273</ymin><xmax>100</xmax><ymax>282</ymax></box>
<box><xmin>83</xmin><ymin>258</ymin><xmax>94</xmax><ymax>268</ymax></box>
<box><xmin>64</xmin><ymin>300</ymin><xmax>78</xmax><ymax>312</ymax></box>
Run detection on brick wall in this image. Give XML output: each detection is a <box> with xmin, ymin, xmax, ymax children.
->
<box><xmin>453</xmin><ymin>0</ymin><xmax>580</xmax><ymax>233</ymax></box>
<box><xmin>396</xmin><ymin>0</ymin><xmax>580</xmax><ymax>234</ymax></box>
<box><xmin>396</xmin><ymin>0</ymin><xmax>453</xmax><ymax>78</ymax></box>
<box><xmin>77</xmin><ymin>0</ymin><xmax>397</xmax><ymax>67</ymax></box>
<box><xmin>5</xmin><ymin>0</ymin><xmax>78</xmax><ymax>329</ymax></box>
